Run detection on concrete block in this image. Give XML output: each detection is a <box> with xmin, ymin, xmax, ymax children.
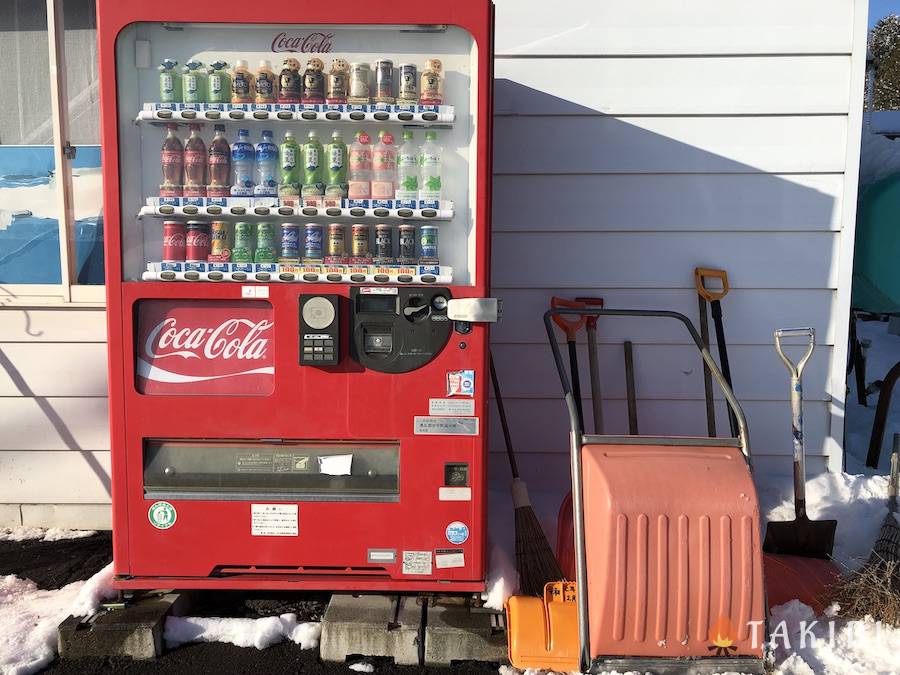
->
<box><xmin>320</xmin><ymin>594</ymin><xmax>421</xmax><ymax>666</ymax></box>
<box><xmin>21</xmin><ymin>503</ymin><xmax>111</xmax><ymax>530</ymax></box>
<box><xmin>424</xmin><ymin>603</ymin><xmax>508</xmax><ymax>666</ymax></box>
<box><xmin>0</xmin><ymin>504</ymin><xmax>22</xmax><ymax>527</ymax></box>
<box><xmin>58</xmin><ymin>592</ymin><xmax>185</xmax><ymax>660</ymax></box>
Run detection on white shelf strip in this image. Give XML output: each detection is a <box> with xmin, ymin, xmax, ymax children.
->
<box><xmin>143</xmin><ymin>262</ymin><xmax>452</xmax><ymax>285</ymax></box>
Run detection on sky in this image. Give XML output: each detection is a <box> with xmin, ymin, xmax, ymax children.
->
<box><xmin>870</xmin><ymin>0</ymin><xmax>900</xmax><ymax>27</ymax></box>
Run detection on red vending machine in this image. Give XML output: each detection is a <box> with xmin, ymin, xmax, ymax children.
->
<box><xmin>97</xmin><ymin>0</ymin><xmax>495</xmax><ymax>592</ymax></box>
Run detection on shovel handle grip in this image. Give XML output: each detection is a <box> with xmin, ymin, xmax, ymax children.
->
<box><xmin>575</xmin><ymin>297</ymin><xmax>604</xmax><ymax>328</ymax></box>
<box><xmin>694</xmin><ymin>267</ymin><xmax>730</xmax><ymax>302</ymax></box>
<box><xmin>551</xmin><ymin>297</ymin><xmax>587</xmax><ymax>340</ymax></box>
<box><xmin>774</xmin><ymin>327</ymin><xmax>816</xmax><ymax>379</ymax></box>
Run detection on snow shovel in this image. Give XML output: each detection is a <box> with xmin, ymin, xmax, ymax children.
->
<box><xmin>764</xmin><ymin>327</ymin><xmax>837</xmax><ymax>559</ymax></box>
<box><xmin>551</xmin><ymin>297</ymin><xmax>587</xmax><ymax>432</ymax></box>
<box><xmin>695</xmin><ymin>267</ymin><xmax>738</xmax><ymax>437</ymax></box>
<box><xmin>575</xmin><ymin>297</ymin><xmax>605</xmax><ymax>434</ymax></box>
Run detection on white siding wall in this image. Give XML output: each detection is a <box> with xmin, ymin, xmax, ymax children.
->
<box><xmin>0</xmin><ymin>0</ymin><xmax>868</xmax><ymax>526</ymax></box>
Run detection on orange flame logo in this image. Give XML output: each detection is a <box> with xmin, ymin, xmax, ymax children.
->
<box><xmin>707</xmin><ymin>616</ymin><xmax>737</xmax><ymax>656</ymax></box>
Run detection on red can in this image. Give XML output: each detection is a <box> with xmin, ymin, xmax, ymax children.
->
<box><xmin>162</xmin><ymin>220</ymin><xmax>186</xmax><ymax>262</ymax></box>
<box><xmin>185</xmin><ymin>221</ymin><xmax>210</xmax><ymax>262</ymax></box>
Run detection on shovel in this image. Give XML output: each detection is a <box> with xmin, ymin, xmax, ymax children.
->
<box><xmin>764</xmin><ymin>327</ymin><xmax>837</xmax><ymax>559</ymax></box>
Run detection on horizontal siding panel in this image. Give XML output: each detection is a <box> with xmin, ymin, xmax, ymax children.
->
<box><xmin>0</xmin><ymin>308</ymin><xmax>106</xmax><ymax>342</ymax></box>
<box><xmin>493</xmin><ymin>0</ymin><xmax>853</xmax><ymax>55</ymax></box>
<box><xmin>0</xmin><ymin>397</ymin><xmax>109</xmax><ymax>451</ymax></box>
<box><xmin>492</xmin><ymin>232</ymin><xmax>839</xmax><ymax>289</ymax></box>
<box><xmin>0</xmin><ymin>451</ymin><xmax>111</xmax><ymax>503</ymax></box>
<box><xmin>491</xmin><ymin>343</ymin><xmax>833</xmax><ymax>402</ymax></box>
<box><xmin>0</xmin><ymin>343</ymin><xmax>108</xmax><ymax>397</ymax></box>
<box><xmin>492</xmin><ymin>174</ymin><xmax>843</xmax><ymax>232</ymax></box>
<box><xmin>493</xmin><ymin>116</ymin><xmax>847</xmax><ymax>174</ymax></box>
<box><xmin>491</xmin><ymin>288</ymin><xmax>837</xmax><ymax>345</ymax></box>
<box><xmin>486</xmin><ymin>398</ymin><xmax>831</xmax><ymax>457</ymax></box>
<box><xmin>495</xmin><ymin>57</ymin><xmax>851</xmax><ymax>115</ymax></box>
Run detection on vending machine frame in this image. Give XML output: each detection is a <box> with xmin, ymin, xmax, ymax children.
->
<box><xmin>98</xmin><ymin>0</ymin><xmax>495</xmax><ymax>592</ymax></box>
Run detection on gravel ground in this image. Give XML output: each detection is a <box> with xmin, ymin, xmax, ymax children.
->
<box><xmin>0</xmin><ymin>532</ymin><xmax>499</xmax><ymax>674</ymax></box>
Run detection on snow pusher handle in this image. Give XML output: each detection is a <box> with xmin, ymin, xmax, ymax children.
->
<box><xmin>774</xmin><ymin>327</ymin><xmax>816</xmax><ymax>379</ymax></box>
<box><xmin>550</xmin><ymin>297</ymin><xmax>587</xmax><ymax>340</ymax></box>
<box><xmin>694</xmin><ymin>267</ymin><xmax>730</xmax><ymax>302</ymax></box>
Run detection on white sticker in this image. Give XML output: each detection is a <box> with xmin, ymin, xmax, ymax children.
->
<box><xmin>251</xmin><ymin>504</ymin><xmax>298</xmax><ymax>536</ymax></box>
<box><xmin>429</xmin><ymin>398</ymin><xmax>475</xmax><ymax>417</ymax></box>
<box><xmin>360</xmin><ymin>287</ymin><xmax>398</xmax><ymax>295</ymax></box>
<box><xmin>435</xmin><ymin>549</ymin><xmax>465</xmax><ymax>569</ymax></box>
<box><xmin>439</xmin><ymin>487</ymin><xmax>472</xmax><ymax>501</ymax></box>
<box><xmin>446</xmin><ymin>521</ymin><xmax>470</xmax><ymax>545</ymax></box>
<box><xmin>256</xmin><ymin>285</ymin><xmax>270</xmax><ymax>298</ymax></box>
<box><xmin>402</xmin><ymin>550</ymin><xmax>433</xmax><ymax>575</ymax></box>
<box><xmin>241</xmin><ymin>286</ymin><xmax>256</xmax><ymax>298</ymax></box>
<box><xmin>414</xmin><ymin>416</ymin><xmax>479</xmax><ymax>436</ymax></box>
<box><xmin>148</xmin><ymin>501</ymin><xmax>177</xmax><ymax>530</ymax></box>
<box><xmin>318</xmin><ymin>454</ymin><xmax>353</xmax><ymax>476</ymax></box>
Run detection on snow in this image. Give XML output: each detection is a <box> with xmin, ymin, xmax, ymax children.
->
<box><xmin>164</xmin><ymin>614</ymin><xmax>321</xmax><ymax>650</ymax></box>
<box><xmin>0</xmin><ymin>563</ymin><xmax>115</xmax><ymax>675</ymax></box>
<box><xmin>0</xmin><ymin>527</ymin><xmax>96</xmax><ymax>543</ymax></box>
<box><xmin>0</xmin><ymin>169</ymin><xmax>102</xmax><ymax>226</ymax></box>
<box><xmin>348</xmin><ymin>662</ymin><xmax>375</xmax><ymax>672</ymax></box>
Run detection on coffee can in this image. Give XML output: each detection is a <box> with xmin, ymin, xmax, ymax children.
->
<box><xmin>280</xmin><ymin>222</ymin><xmax>300</xmax><ymax>261</ymax></box>
<box><xmin>304</xmin><ymin>223</ymin><xmax>323</xmax><ymax>261</ymax></box>
<box><xmin>374</xmin><ymin>223</ymin><xmax>393</xmax><ymax>263</ymax></box>
<box><xmin>351</xmin><ymin>224</ymin><xmax>370</xmax><ymax>260</ymax></box>
<box><xmin>348</xmin><ymin>62</ymin><xmax>370</xmax><ymax>102</ymax></box>
<box><xmin>326</xmin><ymin>223</ymin><xmax>346</xmax><ymax>260</ymax></box>
<box><xmin>419</xmin><ymin>225</ymin><xmax>438</xmax><ymax>263</ymax></box>
<box><xmin>185</xmin><ymin>221</ymin><xmax>210</xmax><ymax>262</ymax></box>
<box><xmin>373</xmin><ymin>59</ymin><xmax>394</xmax><ymax>103</ymax></box>
<box><xmin>398</xmin><ymin>224</ymin><xmax>416</xmax><ymax>263</ymax></box>
<box><xmin>209</xmin><ymin>221</ymin><xmax>232</xmax><ymax>261</ymax></box>
<box><xmin>397</xmin><ymin>64</ymin><xmax>417</xmax><ymax>102</ymax></box>
<box><xmin>162</xmin><ymin>220</ymin><xmax>186</xmax><ymax>262</ymax></box>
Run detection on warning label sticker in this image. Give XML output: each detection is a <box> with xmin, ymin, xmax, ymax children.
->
<box><xmin>435</xmin><ymin>549</ymin><xmax>465</xmax><ymax>569</ymax></box>
<box><xmin>429</xmin><ymin>398</ymin><xmax>475</xmax><ymax>416</ymax></box>
<box><xmin>414</xmin><ymin>416</ymin><xmax>479</xmax><ymax>436</ymax></box>
<box><xmin>402</xmin><ymin>550</ymin><xmax>433</xmax><ymax>575</ymax></box>
<box><xmin>251</xmin><ymin>504</ymin><xmax>298</xmax><ymax>537</ymax></box>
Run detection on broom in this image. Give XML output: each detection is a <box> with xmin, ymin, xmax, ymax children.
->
<box><xmin>832</xmin><ymin>433</ymin><xmax>900</xmax><ymax>624</ymax></box>
<box><xmin>490</xmin><ymin>352</ymin><xmax>565</xmax><ymax>597</ymax></box>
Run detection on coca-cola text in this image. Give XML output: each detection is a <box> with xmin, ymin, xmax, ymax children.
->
<box><xmin>271</xmin><ymin>31</ymin><xmax>334</xmax><ymax>54</ymax></box>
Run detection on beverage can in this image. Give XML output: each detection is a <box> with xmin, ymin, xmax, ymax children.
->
<box><xmin>304</xmin><ymin>223</ymin><xmax>324</xmax><ymax>261</ymax></box>
<box><xmin>162</xmin><ymin>221</ymin><xmax>186</xmax><ymax>262</ymax></box>
<box><xmin>419</xmin><ymin>225</ymin><xmax>439</xmax><ymax>263</ymax></box>
<box><xmin>351</xmin><ymin>224</ymin><xmax>370</xmax><ymax>260</ymax></box>
<box><xmin>280</xmin><ymin>222</ymin><xmax>301</xmax><ymax>261</ymax></box>
<box><xmin>397</xmin><ymin>64</ymin><xmax>417</xmax><ymax>102</ymax></box>
<box><xmin>209</xmin><ymin>221</ymin><xmax>232</xmax><ymax>261</ymax></box>
<box><xmin>185</xmin><ymin>221</ymin><xmax>210</xmax><ymax>262</ymax></box>
<box><xmin>374</xmin><ymin>224</ymin><xmax>393</xmax><ymax>263</ymax></box>
<box><xmin>348</xmin><ymin>63</ymin><xmax>370</xmax><ymax>102</ymax></box>
<box><xmin>374</xmin><ymin>59</ymin><xmax>394</xmax><ymax>103</ymax></box>
<box><xmin>232</xmin><ymin>222</ymin><xmax>256</xmax><ymax>262</ymax></box>
<box><xmin>326</xmin><ymin>223</ymin><xmax>346</xmax><ymax>260</ymax></box>
<box><xmin>254</xmin><ymin>222</ymin><xmax>278</xmax><ymax>263</ymax></box>
<box><xmin>398</xmin><ymin>224</ymin><xmax>416</xmax><ymax>263</ymax></box>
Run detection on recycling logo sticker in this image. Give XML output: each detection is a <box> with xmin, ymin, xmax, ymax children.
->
<box><xmin>445</xmin><ymin>521</ymin><xmax>469</xmax><ymax>545</ymax></box>
<box><xmin>148</xmin><ymin>501</ymin><xmax>177</xmax><ymax>530</ymax></box>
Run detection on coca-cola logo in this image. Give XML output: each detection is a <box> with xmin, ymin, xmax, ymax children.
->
<box><xmin>271</xmin><ymin>31</ymin><xmax>334</xmax><ymax>54</ymax></box>
<box><xmin>163</xmin><ymin>233</ymin><xmax>185</xmax><ymax>247</ymax></box>
<box><xmin>145</xmin><ymin>318</ymin><xmax>273</xmax><ymax>361</ymax></box>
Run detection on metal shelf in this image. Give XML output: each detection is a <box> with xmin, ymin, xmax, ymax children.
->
<box><xmin>143</xmin><ymin>262</ymin><xmax>452</xmax><ymax>285</ymax></box>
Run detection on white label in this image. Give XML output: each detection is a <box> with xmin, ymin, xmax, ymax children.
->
<box><xmin>241</xmin><ymin>286</ymin><xmax>256</xmax><ymax>298</ymax></box>
<box><xmin>402</xmin><ymin>550</ymin><xmax>432</xmax><ymax>575</ymax></box>
<box><xmin>435</xmin><ymin>549</ymin><xmax>465</xmax><ymax>569</ymax></box>
<box><xmin>429</xmin><ymin>398</ymin><xmax>475</xmax><ymax>416</ymax></box>
<box><xmin>256</xmin><ymin>286</ymin><xmax>270</xmax><ymax>298</ymax></box>
<box><xmin>439</xmin><ymin>487</ymin><xmax>472</xmax><ymax>501</ymax></box>
<box><xmin>361</xmin><ymin>286</ymin><xmax>398</xmax><ymax>295</ymax></box>
<box><xmin>414</xmin><ymin>416</ymin><xmax>479</xmax><ymax>436</ymax></box>
<box><xmin>319</xmin><ymin>454</ymin><xmax>353</xmax><ymax>476</ymax></box>
<box><xmin>368</xmin><ymin>549</ymin><xmax>397</xmax><ymax>563</ymax></box>
<box><xmin>251</xmin><ymin>504</ymin><xmax>298</xmax><ymax>536</ymax></box>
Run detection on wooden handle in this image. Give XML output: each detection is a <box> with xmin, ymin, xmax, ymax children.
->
<box><xmin>694</xmin><ymin>267</ymin><xmax>730</xmax><ymax>302</ymax></box>
<box><xmin>550</xmin><ymin>296</ymin><xmax>587</xmax><ymax>340</ymax></box>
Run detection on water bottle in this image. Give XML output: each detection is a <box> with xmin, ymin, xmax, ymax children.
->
<box><xmin>255</xmin><ymin>130</ymin><xmax>278</xmax><ymax>197</ymax></box>
<box><xmin>395</xmin><ymin>130</ymin><xmax>418</xmax><ymax>205</ymax></box>
<box><xmin>230</xmin><ymin>129</ymin><xmax>255</xmax><ymax>196</ymax></box>
<box><xmin>418</xmin><ymin>130</ymin><xmax>442</xmax><ymax>207</ymax></box>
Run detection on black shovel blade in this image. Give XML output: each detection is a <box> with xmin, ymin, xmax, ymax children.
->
<box><xmin>763</xmin><ymin>516</ymin><xmax>837</xmax><ymax>559</ymax></box>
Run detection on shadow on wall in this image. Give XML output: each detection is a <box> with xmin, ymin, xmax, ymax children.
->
<box><xmin>487</xmin><ymin>79</ymin><xmax>842</xmax><ymax>493</ymax></box>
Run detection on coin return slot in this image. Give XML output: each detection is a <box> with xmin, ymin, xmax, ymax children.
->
<box><xmin>364</xmin><ymin>329</ymin><xmax>393</xmax><ymax>354</ymax></box>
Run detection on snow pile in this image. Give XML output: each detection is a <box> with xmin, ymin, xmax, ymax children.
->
<box><xmin>0</xmin><ymin>527</ymin><xmax>96</xmax><ymax>542</ymax></box>
<box><xmin>0</xmin><ymin>562</ymin><xmax>115</xmax><ymax>675</ymax></box>
<box><xmin>164</xmin><ymin>614</ymin><xmax>321</xmax><ymax>650</ymax></box>
<box><xmin>348</xmin><ymin>662</ymin><xmax>375</xmax><ymax>672</ymax></box>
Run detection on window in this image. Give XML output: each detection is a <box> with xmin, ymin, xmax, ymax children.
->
<box><xmin>0</xmin><ymin>0</ymin><xmax>103</xmax><ymax>304</ymax></box>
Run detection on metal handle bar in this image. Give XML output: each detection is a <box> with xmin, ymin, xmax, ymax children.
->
<box><xmin>544</xmin><ymin>308</ymin><xmax>750</xmax><ymax>458</ymax></box>
<box><xmin>774</xmin><ymin>327</ymin><xmax>815</xmax><ymax>379</ymax></box>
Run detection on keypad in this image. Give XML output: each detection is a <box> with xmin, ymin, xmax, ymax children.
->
<box><xmin>302</xmin><ymin>335</ymin><xmax>336</xmax><ymax>363</ymax></box>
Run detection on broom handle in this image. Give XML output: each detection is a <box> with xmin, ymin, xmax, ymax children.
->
<box><xmin>490</xmin><ymin>352</ymin><xmax>520</xmax><ymax>480</ymax></box>
<box><xmin>890</xmin><ymin>433</ymin><xmax>899</xmax><ymax>514</ymax></box>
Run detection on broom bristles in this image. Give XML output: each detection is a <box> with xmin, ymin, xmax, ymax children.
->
<box><xmin>515</xmin><ymin>502</ymin><xmax>565</xmax><ymax>597</ymax></box>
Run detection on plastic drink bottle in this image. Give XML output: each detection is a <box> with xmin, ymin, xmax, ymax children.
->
<box><xmin>255</xmin><ymin>60</ymin><xmax>278</xmax><ymax>104</ymax></box>
<box><xmin>158</xmin><ymin>59</ymin><xmax>181</xmax><ymax>103</ymax></box>
<box><xmin>255</xmin><ymin>130</ymin><xmax>278</xmax><ymax>197</ymax></box>
<box><xmin>371</xmin><ymin>130</ymin><xmax>396</xmax><ymax>200</ymax></box>
<box><xmin>279</xmin><ymin>130</ymin><xmax>301</xmax><ymax>198</ymax></box>
<box><xmin>231</xmin><ymin>59</ymin><xmax>255</xmax><ymax>104</ymax></box>
<box><xmin>302</xmin><ymin>130</ymin><xmax>324</xmax><ymax>197</ymax></box>
<box><xmin>419</xmin><ymin>130</ymin><xmax>443</xmax><ymax>204</ymax></box>
<box><xmin>395</xmin><ymin>130</ymin><xmax>418</xmax><ymax>203</ymax></box>
<box><xmin>347</xmin><ymin>131</ymin><xmax>372</xmax><ymax>200</ymax></box>
<box><xmin>181</xmin><ymin>61</ymin><xmax>206</xmax><ymax>104</ymax></box>
<box><xmin>183</xmin><ymin>124</ymin><xmax>207</xmax><ymax>195</ymax></box>
<box><xmin>207</xmin><ymin>124</ymin><xmax>231</xmax><ymax>196</ymax></box>
<box><xmin>160</xmin><ymin>123</ymin><xmax>183</xmax><ymax>195</ymax></box>
<box><xmin>207</xmin><ymin>61</ymin><xmax>231</xmax><ymax>104</ymax></box>
<box><xmin>230</xmin><ymin>129</ymin><xmax>255</xmax><ymax>196</ymax></box>
<box><xmin>326</xmin><ymin>130</ymin><xmax>348</xmax><ymax>198</ymax></box>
